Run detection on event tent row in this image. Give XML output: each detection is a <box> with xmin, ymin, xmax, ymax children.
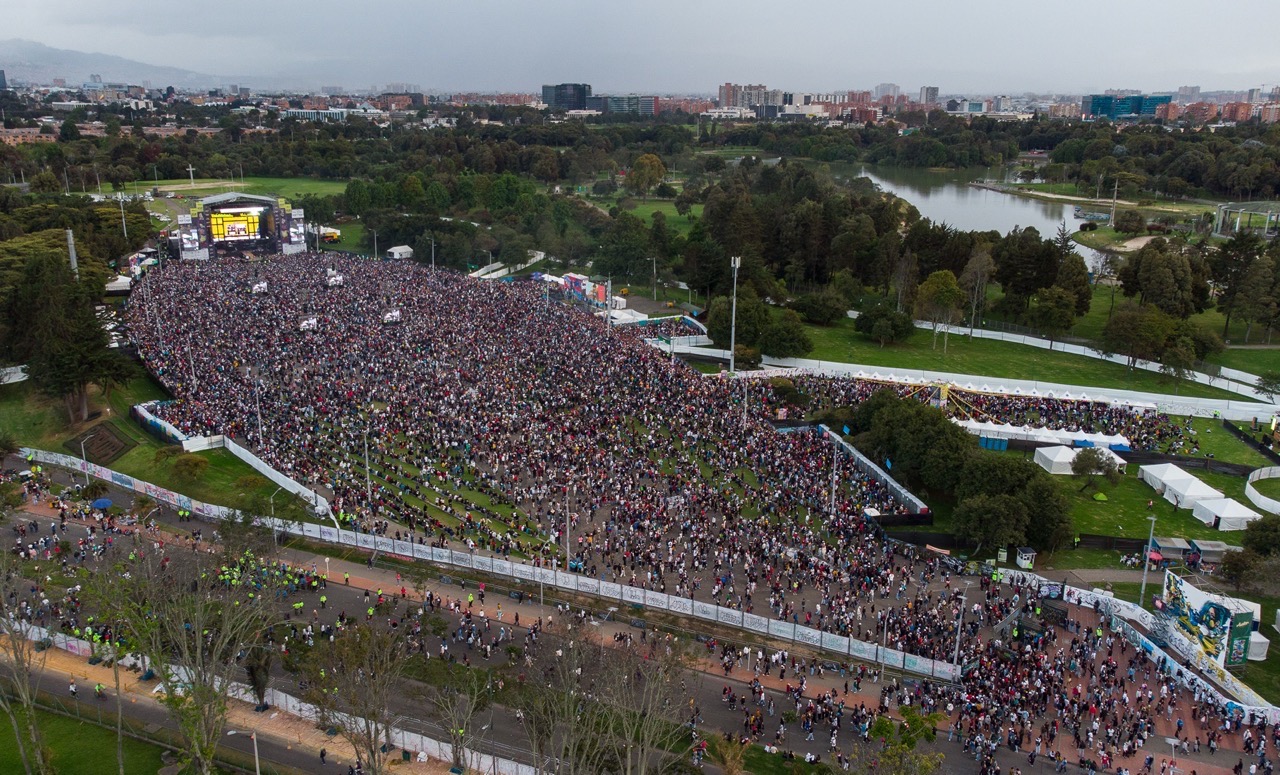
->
<box><xmin>1139</xmin><ymin>463</ymin><xmax>1262</xmax><ymax>530</ymax></box>
<box><xmin>1033</xmin><ymin>445</ymin><xmax>1129</xmax><ymax>475</ymax></box>
<box><xmin>954</xmin><ymin>418</ymin><xmax>1131</xmax><ymax>449</ymax></box>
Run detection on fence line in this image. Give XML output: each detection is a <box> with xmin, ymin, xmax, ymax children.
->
<box><xmin>668</xmin><ymin>342</ymin><xmax>1279</xmax><ymax>422</ymax></box>
<box><xmin>820</xmin><ymin>424</ymin><xmax>929</xmax><ymax>513</ymax></box>
<box><xmin>1246</xmin><ymin>467</ymin><xmax>1280</xmax><ymax>515</ymax></box>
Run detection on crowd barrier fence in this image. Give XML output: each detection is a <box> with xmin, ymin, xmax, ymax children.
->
<box><xmin>24</xmin><ymin>444</ymin><xmax>1277</xmax><ymax>717</ymax></box>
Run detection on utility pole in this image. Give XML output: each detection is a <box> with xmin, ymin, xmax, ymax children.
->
<box><xmin>729</xmin><ymin>256</ymin><xmax>741</xmax><ymax>373</ymax></box>
<box><xmin>65</xmin><ymin>229</ymin><xmax>79</xmax><ymax>280</ymax></box>
<box><xmin>829</xmin><ymin>440</ymin><xmax>838</xmax><ymax>519</ymax></box>
<box><xmin>1109</xmin><ymin>179</ymin><xmax>1119</xmax><ymax>228</ymax></box>
<box><xmin>1139</xmin><ymin>515</ymin><xmax>1157</xmax><ymax>608</ymax></box>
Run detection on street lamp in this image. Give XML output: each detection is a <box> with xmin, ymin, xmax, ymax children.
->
<box><xmin>226</xmin><ymin>730</ymin><xmax>260</xmax><ymax>775</ymax></box>
<box><xmin>1139</xmin><ymin>514</ymin><xmax>1158</xmax><ymax>608</ymax></box>
<box><xmin>371</xmin><ymin>229</ymin><xmax>378</xmax><ymax>259</ymax></box>
<box><xmin>79</xmin><ymin>433</ymin><xmax>99</xmax><ymax>484</ymax></box>
<box><xmin>952</xmin><ymin>581</ymin><xmax>973</xmax><ymax>667</ymax></box>
<box><xmin>728</xmin><ymin>256</ymin><xmax>741</xmax><ymax>373</ymax></box>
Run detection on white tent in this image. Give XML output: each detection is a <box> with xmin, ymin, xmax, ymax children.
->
<box><xmin>1036</xmin><ymin>445</ymin><xmax>1129</xmax><ymax>476</ymax></box>
<box><xmin>1192</xmin><ymin>498</ymin><xmax>1262</xmax><ymax>531</ymax></box>
<box><xmin>1138</xmin><ymin>463</ymin><xmax>1193</xmax><ymax>492</ymax></box>
<box><xmin>1034</xmin><ymin>446</ymin><xmax>1077</xmax><ymax>475</ymax></box>
<box><xmin>1164</xmin><ymin>476</ymin><xmax>1223</xmax><ymax>510</ymax></box>
<box><xmin>953</xmin><ymin>419</ymin><xmax>1129</xmax><ymax>448</ymax></box>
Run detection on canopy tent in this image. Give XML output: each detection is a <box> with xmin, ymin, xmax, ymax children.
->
<box><xmin>1138</xmin><ymin>463</ymin><xmax>1193</xmax><ymax>491</ymax></box>
<box><xmin>1192</xmin><ymin>498</ymin><xmax>1263</xmax><ymax>531</ymax></box>
<box><xmin>1164</xmin><ymin>476</ymin><xmax>1223</xmax><ymax>510</ymax></box>
<box><xmin>1033</xmin><ymin>446</ymin><xmax>1077</xmax><ymax>475</ymax></box>
<box><xmin>1033</xmin><ymin>445</ymin><xmax>1130</xmax><ymax>476</ymax></box>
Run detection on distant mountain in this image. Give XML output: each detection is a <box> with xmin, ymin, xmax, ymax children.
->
<box><xmin>0</xmin><ymin>39</ymin><xmax>257</xmax><ymax>90</ymax></box>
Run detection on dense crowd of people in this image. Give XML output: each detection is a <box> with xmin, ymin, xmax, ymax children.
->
<box><xmin>116</xmin><ymin>254</ymin><xmax>1269</xmax><ymax>771</ymax></box>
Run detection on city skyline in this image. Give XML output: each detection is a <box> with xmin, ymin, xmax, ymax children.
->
<box><xmin>4</xmin><ymin>0</ymin><xmax>1279</xmax><ymax>94</ymax></box>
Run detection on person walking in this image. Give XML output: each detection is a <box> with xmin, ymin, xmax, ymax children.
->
<box><xmin>68</xmin><ymin>680</ymin><xmax>77</xmax><ymax>697</ymax></box>
<box><xmin>320</xmin><ymin>747</ymin><xmax>327</xmax><ymax>765</ymax></box>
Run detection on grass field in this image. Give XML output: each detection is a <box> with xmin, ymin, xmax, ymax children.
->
<box><xmin>152</xmin><ymin>176</ymin><xmax>346</xmax><ymax>200</ymax></box>
<box><xmin>0</xmin><ymin>376</ymin><xmax>279</xmax><ymax>509</ymax></box>
<box><xmin>798</xmin><ymin>314</ymin><xmax>1245</xmax><ymax>399</ymax></box>
<box><xmin>1252</xmin><ymin>477</ymin><xmax>1280</xmax><ymax>502</ymax></box>
<box><xmin>317</xmin><ymin>221</ymin><xmax>367</xmax><ymax>254</ymax></box>
<box><xmin>1</xmin><ymin>708</ymin><xmax>166</xmax><ymax>775</ymax></box>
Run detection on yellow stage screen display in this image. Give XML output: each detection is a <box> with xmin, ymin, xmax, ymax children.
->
<box><xmin>210</xmin><ymin>211</ymin><xmax>261</xmax><ymax>241</ymax></box>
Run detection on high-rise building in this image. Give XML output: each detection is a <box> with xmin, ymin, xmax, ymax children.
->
<box><xmin>919</xmin><ymin>86</ymin><xmax>939</xmax><ymax>105</ymax></box>
<box><xmin>1247</xmin><ymin>88</ymin><xmax>1263</xmax><ymax>103</ymax></box>
<box><xmin>0</xmin><ymin>70</ymin><xmax>6</xmax><ymax>90</ymax></box>
<box><xmin>1082</xmin><ymin>94</ymin><xmax>1171</xmax><ymax>119</ymax></box>
<box><xmin>541</xmin><ymin>83</ymin><xmax>592</xmax><ymax>111</ymax></box>
<box><xmin>717</xmin><ymin>83</ymin><xmax>774</xmax><ymax>109</ymax></box>
<box><xmin>874</xmin><ymin>83</ymin><xmax>900</xmax><ymax>99</ymax></box>
<box><xmin>1176</xmin><ymin>85</ymin><xmax>1201</xmax><ymax>103</ymax></box>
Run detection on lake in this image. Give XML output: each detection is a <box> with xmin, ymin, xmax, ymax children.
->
<box><xmin>808</xmin><ymin>161</ymin><xmax>1111</xmax><ymax>268</ymax></box>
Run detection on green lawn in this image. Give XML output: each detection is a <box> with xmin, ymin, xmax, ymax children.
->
<box><xmin>625</xmin><ymin>200</ymin><xmax>704</xmax><ymax>236</ymax></box>
<box><xmin>1072</xmin><ymin>226</ymin><xmax>1131</xmax><ymax>251</ymax></box>
<box><xmin>1252</xmin><ymin>477</ymin><xmax>1280</xmax><ymax>503</ymax></box>
<box><xmin>799</xmin><ymin>315</ymin><xmax>1246</xmax><ymax>400</ymax></box>
<box><xmin>1064</xmin><ymin>464</ymin><xmax>1237</xmax><ymax>543</ymax></box>
<box><xmin>1</xmin><ymin>708</ymin><xmax>166</xmax><ymax>775</ymax></box>
<box><xmin>0</xmin><ymin>377</ymin><xmax>280</xmax><ymax>510</ymax></box>
<box><xmin>317</xmin><ymin>221</ymin><xmax>366</xmax><ymax>254</ymax></box>
<box><xmin>153</xmin><ymin>176</ymin><xmax>346</xmax><ymax>200</ymax></box>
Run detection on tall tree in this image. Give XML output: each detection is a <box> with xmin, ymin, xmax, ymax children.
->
<box><xmin>3</xmin><ymin>251</ymin><xmax>125</xmax><ymax>422</ymax></box>
<box><xmin>625</xmin><ymin>154</ymin><xmax>666</xmax><ymax>199</ymax></box>
<box><xmin>1212</xmin><ymin>232</ymin><xmax>1264</xmax><ymax>337</ymax></box>
<box><xmin>914</xmin><ymin>270</ymin><xmax>963</xmax><ymax>353</ymax></box>
<box><xmin>1030</xmin><ymin>286</ymin><xmax>1078</xmax><ymax>348</ymax></box>
<box><xmin>1056</xmin><ymin>251</ymin><xmax>1093</xmax><ymax>316</ymax></box>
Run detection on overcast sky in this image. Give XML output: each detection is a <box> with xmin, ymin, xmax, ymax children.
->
<box><xmin>7</xmin><ymin>0</ymin><xmax>1279</xmax><ymax>94</ymax></box>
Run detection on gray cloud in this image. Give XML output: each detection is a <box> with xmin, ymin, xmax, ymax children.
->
<box><xmin>6</xmin><ymin>0</ymin><xmax>1278</xmax><ymax>93</ymax></box>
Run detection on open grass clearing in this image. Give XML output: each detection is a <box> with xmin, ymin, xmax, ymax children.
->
<box><xmin>152</xmin><ymin>176</ymin><xmax>346</xmax><ymax>200</ymax></box>
<box><xmin>0</xmin><ymin>377</ymin><xmax>282</xmax><ymax>510</ymax></box>
<box><xmin>0</xmin><ymin>707</ymin><xmax>167</xmax><ymax>775</ymax></box>
<box><xmin>797</xmin><ymin>314</ymin><xmax>1245</xmax><ymax>400</ymax></box>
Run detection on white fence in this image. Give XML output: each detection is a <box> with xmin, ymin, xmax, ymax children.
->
<box><xmin>668</xmin><ymin>343</ymin><xmax>1280</xmax><ymax>422</ymax></box>
<box><xmin>1246</xmin><ymin>466</ymin><xmax>1280</xmax><ymax>515</ymax></box>
<box><xmin>821</xmin><ymin>424</ymin><xmax>929</xmax><ymax>513</ymax></box>
<box><xmin>134</xmin><ymin>401</ymin><xmax>332</xmax><ymax>519</ymax></box>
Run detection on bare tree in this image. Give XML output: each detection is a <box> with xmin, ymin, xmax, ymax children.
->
<box><xmin>602</xmin><ymin>636</ymin><xmax>697</xmax><ymax>775</ymax></box>
<box><xmin>959</xmin><ymin>242</ymin><xmax>995</xmax><ymax>337</ymax></box>
<box><xmin>300</xmin><ymin>622</ymin><xmax>409</xmax><ymax>775</ymax></box>
<box><xmin>423</xmin><ymin>664</ymin><xmax>498</xmax><ymax>773</ymax></box>
<box><xmin>89</xmin><ymin>548</ymin><xmax>284</xmax><ymax>775</ymax></box>
<box><xmin>513</xmin><ymin>627</ymin><xmax>614</xmax><ymax>775</ymax></box>
<box><xmin>0</xmin><ymin>550</ymin><xmax>53</xmax><ymax>775</ymax></box>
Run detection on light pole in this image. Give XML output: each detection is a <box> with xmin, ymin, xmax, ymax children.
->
<box><xmin>371</xmin><ymin>229</ymin><xmax>378</xmax><ymax>259</ymax></box>
<box><xmin>226</xmin><ymin>730</ymin><xmax>260</xmax><ymax>775</ymax></box>
<box><xmin>953</xmin><ymin>581</ymin><xmax>973</xmax><ymax>667</ymax></box>
<box><xmin>1139</xmin><ymin>514</ymin><xmax>1158</xmax><ymax>608</ymax></box>
<box><xmin>268</xmin><ymin>486</ymin><xmax>283</xmax><ymax>518</ymax></box>
<box><xmin>728</xmin><ymin>256</ymin><xmax>741</xmax><ymax>373</ymax></box>
<box><xmin>117</xmin><ymin>194</ymin><xmax>128</xmax><ymax>240</ymax></box>
<box><xmin>79</xmin><ymin>433</ymin><xmax>99</xmax><ymax>484</ymax></box>
<box><xmin>652</xmin><ymin>255</ymin><xmax>657</xmax><ymax>301</ymax></box>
